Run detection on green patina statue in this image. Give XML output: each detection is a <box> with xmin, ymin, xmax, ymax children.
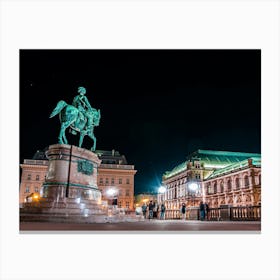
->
<box><xmin>50</xmin><ymin>86</ymin><xmax>101</xmax><ymax>151</ymax></box>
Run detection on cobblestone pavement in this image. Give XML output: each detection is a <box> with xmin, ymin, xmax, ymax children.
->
<box><xmin>20</xmin><ymin>220</ymin><xmax>261</xmax><ymax>232</ymax></box>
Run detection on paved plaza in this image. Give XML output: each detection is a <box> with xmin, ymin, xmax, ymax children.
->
<box><xmin>20</xmin><ymin>220</ymin><xmax>261</xmax><ymax>232</ymax></box>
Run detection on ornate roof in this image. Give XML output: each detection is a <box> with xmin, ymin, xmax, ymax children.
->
<box><xmin>206</xmin><ymin>157</ymin><xmax>261</xmax><ymax>180</ymax></box>
<box><xmin>163</xmin><ymin>149</ymin><xmax>261</xmax><ymax>179</ymax></box>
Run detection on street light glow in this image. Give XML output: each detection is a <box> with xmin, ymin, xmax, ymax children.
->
<box><xmin>158</xmin><ymin>186</ymin><xmax>167</xmax><ymax>193</ymax></box>
<box><xmin>107</xmin><ymin>188</ymin><xmax>116</xmax><ymax>196</ymax></box>
<box><xmin>189</xmin><ymin>183</ymin><xmax>198</xmax><ymax>191</ymax></box>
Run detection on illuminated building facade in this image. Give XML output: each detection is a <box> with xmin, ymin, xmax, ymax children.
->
<box><xmin>96</xmin><ymin>150</ymin><xmax>137</xmax><ymax>210</ymax></box>
<box><xmin>19</xmin><ymin>149</ymin><xmax>48</xmax><ymax>204</ymax></box>
<box><xmin>20</xmin><ymin>148</ymin><xmax>137</xmax><ymax>210</ymax></box>
<box><xmin>158</xmin><ymin>150</ymin><xmax>261</xmax><ymax>214</ymax></box>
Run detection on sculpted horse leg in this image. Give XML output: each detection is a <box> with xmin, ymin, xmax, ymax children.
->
<box><xmin>87</xmin><ymin>129</ymin><xmax>96</xmax><ymax>151</ymax></box>
<box><xmin>79</xmin><ymin>130</ymin><xmax>86</xmax><ymax>148</ymax></box>
<box><xmin>59</xmin><ymin>121</ymin><xmax>72</xmax><ymax>144</ymax></box>
<box><xmin>58</xmin><ymin>123</ymin><xmax>67</xmax><ymax>144</ymax></box>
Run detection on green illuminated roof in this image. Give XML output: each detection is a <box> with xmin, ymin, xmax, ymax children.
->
<box><xmin>206</xmin><ymin>157</ymin><xmax>261</xmax><ymax>179</ymax></box>
<box><xmin>189</xmin><ymin>149</ymin><xmax>260</xmax><ymax>168</ymax></box>
<box><xmin>163</xmin><ymin>161</ymin><xmax>187</xmax><ymax>179</ymax></box>
<box><xmin>163</xmin><ymin>149</ymin><xmax>261</xmax><ymax>179</ymax></box>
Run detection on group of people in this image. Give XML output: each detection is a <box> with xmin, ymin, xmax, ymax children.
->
<box><xmin>141</xmin><ymin>200</ymin><xmax>210</xmax><ymax>221</ymax></box>
<box><xmin>199</xmin><ymin>201</ymin><xmax>210</xmax><ymax>221</ymax></box>
<box><xmin>181</xmin><ymin>201</ymin><xmax>209</xmax><ymax>221</ymax></box>
<box><xmin>141</xmin><ymin>201</ymin><xmax>166</xmax><ymax>220</ymax></box>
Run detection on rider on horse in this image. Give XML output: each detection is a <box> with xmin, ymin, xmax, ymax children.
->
<box><xmin>72</xmin><ymin>86</ymin><xmax>93</xmax><ymax>134</ymax></box>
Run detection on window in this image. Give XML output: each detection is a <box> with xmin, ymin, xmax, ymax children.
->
<box><xmin>213</xmin><ymin>183</ymin><xmax>217</xmax><ymax>194</ymax></box>
<box><xmin>27</xmin><ymin>174</ymin><xmax>31</xmax><ymax>180</ymax></box>
<box><xmin>258</xmin><ymin>174</ymin><xmax>261</xmax><ymax>185</ymax></box>
<box><xmin>119</xmin><ymin>178</ymin><xmax>122</xmax><ymax>184</ymax></box>
<box><xmin>111</xmin><ymin>178</ymin><xmax>115</xmax><ymax>185</ymax></box>
<box><xmin>227</xmin><ymin>179</ymin><xmax>232</xmax><ymax>192</ymax></box>
<box><xmin>207</xmin><ymin>185</ymin><xmax>212</xmax><ymax>195</ymax></box>
<box><xmin>118</xmin><ymin>201</ymin><xmax>122</xmax><ymax>208</ymax></box>
<box><xmin>244</xmin><ymin>176</ymin><xmax>249</xmax><ymax>187</ymax></box>
<box><xmin>125</xmin><ymin>201</ymin><xmax>130</xmax><ymax>208</ymax></box>
<box><xmin>220</xmin><ymin>183</ymin><xmax>224</xmax><ymax>193</ymax></box>
<box><xmin>126</xmin><ymin>178</ymin><xmax>130</xmax><ymax>184</ymax></box>
<box><xmin>125</xmin><ymin>189</ymin><xmax>129</xmax><ymax>196</ymax></box>
<box><xmin>119</xmin><ymin>190</ymin><xmax>122</xmax><ymax>196</ymax></box>
<box><xmin>34</xmin><ymin>186</ymin><xmax>39</xmax><ymax>193</ymax></box>
<box><xmin>105</xmin><ymin>178</ymin><xmax>109</xmax><ymax>185</ymax></box>
<box><xmin>235</xmin><ymin>178</ymin><xmax>240</xmax><ymax>190</ymax></box>
<box><xmin>99</xmin><ymin>178</ymin><xmax>103</xmax><ymax>185</ymax></box>
<box><xmin>36</xmin><ymin>175</ymin><xmax>40</xmax><ymax>181</ymax></box>
<box><xmin>25</xmin><ymin>186</ymin><xmax>30</xmax><ymax>193</ymax></box>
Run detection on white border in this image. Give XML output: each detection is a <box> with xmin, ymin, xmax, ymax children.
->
<box><xmin>1</xmin><ymin>1</ymin><xmax>279</xmax><ymax>280</ymax></box>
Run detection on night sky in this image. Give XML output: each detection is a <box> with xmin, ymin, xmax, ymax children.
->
<box><xmin>20</xmin><ymin>50</ymin><xmax>261</xmax><ymax>194</ymax></box>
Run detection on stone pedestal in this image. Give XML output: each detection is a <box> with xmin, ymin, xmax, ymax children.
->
<box><xmin>42</xmin><ymin>144</ymin><xmax>101</xmax><ymax>203</ymax></box>
<box><xmin>20</xmin><ymin>144</ymin><xmax>107</xmax><ymax>223</ymax></box>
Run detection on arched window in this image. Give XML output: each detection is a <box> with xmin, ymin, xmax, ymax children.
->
<box><xmin>207</xmin><ymin>184</ymin><xmax>211</xmax><ymax>195</ymax></box>
<box><xmin>227</xmin><ymin>179</ymin><xmax>232</xmax><ymax>192</ymax></box>
<box><xmin>244</xmin><ymin>175</ymin><xmax>249</xmax><ymax>187</ymax></box>
<box><xmin>220</xmin><ymin>182</ymin><xmax>224</xmax><ymax>193</ymax></box>
<box><xmin>213</xmin><ymin>182</ymin><xmax>217</xmax><ymax>194</ymax></box>
<box><xmin>235</xmin><ymin>178</ymin><xmax>240</xmax><ymax>190</ymax></box>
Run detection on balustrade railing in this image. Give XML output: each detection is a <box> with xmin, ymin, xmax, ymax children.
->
<box><xmin>164</xmin><ymin>206</ymin><xmax>261</xmax><ymax>221</ymax></box>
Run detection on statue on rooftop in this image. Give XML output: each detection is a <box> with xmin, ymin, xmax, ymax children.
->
<box><xmin>50</xmin><ymin>87</ymin><xmax>101</xmax><ymax>151</ymax></box>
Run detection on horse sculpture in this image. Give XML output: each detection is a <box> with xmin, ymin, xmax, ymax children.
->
<box><xmin>50</xmin><ymin>100</ymin><xmax>101</xmax><ymax>151</ymax></box>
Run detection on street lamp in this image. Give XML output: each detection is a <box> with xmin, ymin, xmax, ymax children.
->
<box><xmin>188</xmin><ymin>182</ymin><xmax>199</xmax><ymax>206</ymax></box>
<box><xmin>107</xmin><ymin>188</ymin><xmax>116</xmax><ymax>196</ymax></box>
<box><xmin>158</xmin><ymin>186</ymin><xmax>166</xmax><ymax>204</ymax></box>
<box><xmin>158</xmin><ymin>186</ymin><xmax>167</xmax><ymax>194</ymax></box>
<box><xmin>106</xmin><ymin>188</ymin><xmax>117</xmax><ymax>206</ymax></box>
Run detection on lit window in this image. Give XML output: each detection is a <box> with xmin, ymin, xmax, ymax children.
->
<box><xmin>119</xmin><ymin>178</ymin><xmax>122</xmax><ymax>184</ymax></box>
<box><xmin>118</xmin><ymin>201</ymin><xmax>122</xmax><ymax>208</ymax></box>
<box><xmin>105</xmin><ymin>178</ymin><xmax>109</xmax><ymax>185</ymax></box>
<box><xmin>213</xmin><ymin>183</ymin><xmax>217</xmax><ymax>193</ymax></box>
<box><xmin>227</xmin><ymin>180</ymin><xmax>232</xmax><ymax>192</ymax></box>
<box><xmin>244</xmin><ymin>176</ymin><xmax>249</xmax><ymax>187</ymax></box>
<box><xmin>126</xmin><ymin>201</ymin><xmax>130</xmax><ymax>208</ymax></box>
<box><xmin>111</xmin><ymin>178</ymin><xmax>115</xmax><ymax>185</ymax></box>
<box><xmin>25</xmin><ymin>186</ymin><xmax>30</xmax><ymax>193</ymax></box>
<box><xmin>220</xmin><ymin>183</ymin><xmax>224</xmax><ymax>193</ymax></box>
<box><xmin>27</xmin><ymin>174</ymin><xmax>31</xmax><ymax>180</ymax></box>
<box><xmin>36</xmin><ymin>175</ymin><xmax>40</xmax><ymax>181</ymax></box>
<box><xmin>235</xmin><ymin>178</ymin><xmax>240</xmax><ymax>189</ymax></box>
<box><xmin>34</xmin><ymin>186</ymin><xmax>39</xmax><ymax>192</ymax></box>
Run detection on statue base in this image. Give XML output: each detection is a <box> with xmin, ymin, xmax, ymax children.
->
<box><xmin>20</xmin><ymin>144</ymin><xmax>107</xmax><ymax>223</ymax></box>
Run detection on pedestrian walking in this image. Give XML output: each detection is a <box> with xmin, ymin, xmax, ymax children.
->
<box><xmin>199</xmin><ymin>201</ymin><xmax>205</xmax><ymax>221</ymax></box>
<box><xmin>160</xmin><ymin>203</ymin><xmax>166</xmax><ymax>220</ymax></box>
<box><xmin>181</xmin><ymin>203</ymin><xmax>186</xmax><ymax>220</ymax></box>
<box><xmin>152</xmin><ymin>201</ymin><xmax>157</xmax><ymax>218</ymax></box>
<box><xmin>142</xmin><ymin>203</ymin><xmax>147</xmax><ymax>219</ymax></box>
<box><xmin>204</xmin><ymin>202</ymin><xmax>209</xmax><ymax>221</ymax></box>
<box><xmin>148</xmin><ymin>200</ymin><xmax>154</xmax><ymax>220</ymax></box>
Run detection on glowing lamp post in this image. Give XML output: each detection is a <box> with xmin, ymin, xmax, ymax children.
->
<box><xmin>107</xmin><ymin>188</ymin><xmax>117</xmax><ymax>206</ymax></box>
<box><xmin>158</xmin><ymin>186</ymin><xmax>167</xmax><ymax>194</ymax></box>
<box><xmin>158</xmin><ymin>186</ymin><xmax>166</xmax><ymax>203</ymax></box>
<box><xmin>188</xmin><ymin>182</ymin><xmax>199</xmax><ymax>207</ymax></box>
